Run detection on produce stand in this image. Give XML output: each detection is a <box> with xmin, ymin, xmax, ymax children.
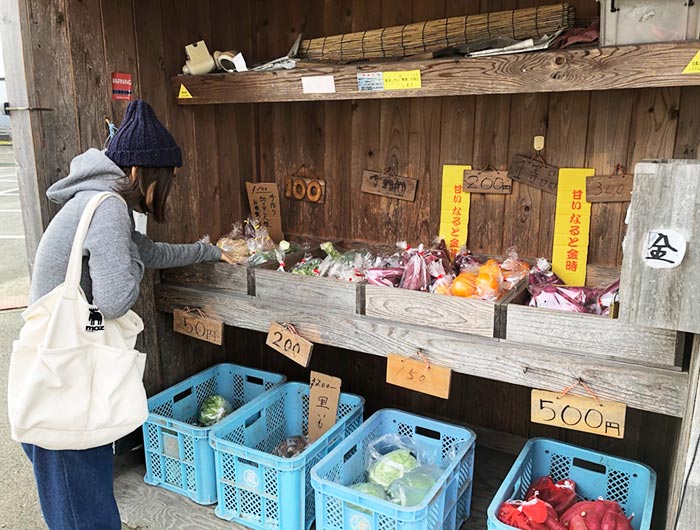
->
<box><xmin>3</xmin><ymin>0</ymin><xmax>700</xmax><ymax>529</ymax></box>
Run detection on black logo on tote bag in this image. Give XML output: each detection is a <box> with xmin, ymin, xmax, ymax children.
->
<box><xmin>86</xmin><ymin>308</ymin><xmax>105</xmax><ymax>332</ymax></box>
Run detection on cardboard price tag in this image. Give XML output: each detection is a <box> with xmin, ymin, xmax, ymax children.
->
<box><xmin>531</xmin><ymin>389</ymin><xmax>626</xmax><ymax>439</ymax></box>
<box><xmin>246</xmin><ymin>182</ymin><xmax>284</xmax><ymax>242</ymax></box>
<box><xmin>386</xmin><ymin>354</ymin><xmax>452</xmax><ymax>399</ymax></box>
<box><xmin>266</xmin><ymin>322</ymin><xmax>313</xmax><ymax>367</ymax></box>
<box><xmin>308</xmin><ymin>371</ymin><xmax>341</xmax><ymax>442</ymax></box>
<box><xmin>173</xmin><ymin>308</ymin><xmax>223</xmax><ymax>345</ymax></box>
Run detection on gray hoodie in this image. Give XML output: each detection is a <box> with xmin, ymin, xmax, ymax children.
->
<box><xmin>29</xmin><ymin>148</ymin><xmax>221</xmax><ymax>319</ymax></box>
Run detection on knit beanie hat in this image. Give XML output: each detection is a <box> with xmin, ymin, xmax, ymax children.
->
<box><xmin>106</xmin><ymin>100</ymin><xmax>182</xmax><ymax>168</ymax></box>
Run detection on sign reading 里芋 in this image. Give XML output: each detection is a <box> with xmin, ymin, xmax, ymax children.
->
<box><xmin>382</xmin><ymin>70</ymin><xmax>422</xmax><ymax>90</ymax></box>
<box><xmin>308</xmin><ymin>371</ymin><xmax>341</xmax><ymax>442</ymax></box>
<box><xmin>173</xmin><ymin>308</ymin><xmax>223</xmax><ymax>345</ymax></box>
<box><xmin>552</xmin><ymin>168</ymin><xmax>594</xmax><ymax>286</ymax></box>
<box><xmin>508</xmin><ymin>155</ymin><xmax>559</xmax><ymax>195</ymax></box>
<box><xmin>463</xmin><ymin>169</ymin><xmax>513</xmax><ymax>195</ymax></box>
<box><xmin>246</xmin><ymin>182</ymin><xmax>284</xmax><ymax>242</ymax></box>
<box><xmin>111</xmin><ymin>72</ymin><xmax>132</xmax><ymax>101</ymax></box>
<box><xmin>531</xmin><ymin>389</ymin><xmax>626</xmax><ymax>439</ymax></box>
<box><xmin>386</xmin><ymin>354</ymin><xmax>452</xmax><ymax>399</ymax></box>
<box><xmin>644</xmin><ymin>229</ymin><xmax>687</xmax><ymax>269</ymax></box>
<box><xmin>586</xmin><ymin>174</ymin><xmax>634</xmax><ymax>203</ymax></box>
<box><xmin>285</xmin><ymin>175</ymin><xmax>326</xmax><ymax>203</ymax></box>
<box><xmin>361</xmin><ymin>170</ymin><xmax>418</xmax><ymax>202</ymax></box>
<box><xmin>682</xmin><ymin>50</ymin><xmax>700</xmax><ymax>74</ymax></box>
<box><xmin>266</xmin><ymin>322</ymin><xmax>313</xmax><ymax>367</ymax></box>
<box><xmin>439</xmin><ymin>165</ymin><xmax>471</xmax><ymax>258</ymax></box>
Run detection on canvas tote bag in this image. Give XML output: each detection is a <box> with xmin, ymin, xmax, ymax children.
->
<box><xmin>8</xmin><ymin>192</ymin><xmax>148</xmax><ymax>450</ymax></box>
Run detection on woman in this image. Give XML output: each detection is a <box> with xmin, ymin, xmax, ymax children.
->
<box><xmin>22</xmin><ymin>99</ymin><xmax>229</xmax><ymax>529</ymax></box>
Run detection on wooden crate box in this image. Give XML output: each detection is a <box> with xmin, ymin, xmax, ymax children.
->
<box><xmin>505</xmin><ymin>304</ymin><xmax>684</xmax><ymax>369</ymax></box>
<box><xmin>253</xmin><ymin>245</ymin><xmax>362</xmax><ymax>313</ymax></box>
<box><xmin>363</xmin><ymin>281</ymin><xmax>528</xmax><ymax>339</ymax></box>
<box><xmin>161</xmin><ymin>262</ymin><xmax>252</xmax><ymax>295</ymax></box>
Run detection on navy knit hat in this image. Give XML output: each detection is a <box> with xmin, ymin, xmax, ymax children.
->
<box><xmin>106</xmin><ymin>100</ymin><xmax>182</xmax><ymax>168</ymax></box>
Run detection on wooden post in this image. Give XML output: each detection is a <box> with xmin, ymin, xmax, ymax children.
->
<box><xmin>668</xmin><ymin>335</ymin><xmax>700</xmax><ymax>528</ymax></box>
<box><xmin>0</xmin><ymin>0</ymin><xmax>47</xmax><ymax>269</ymax></box>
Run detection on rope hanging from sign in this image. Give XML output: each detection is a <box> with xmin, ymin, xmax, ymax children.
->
<box><xmin>557</xmin><ymin>378</ymin><xmax>603</xmax><ymax>407</ymax></box>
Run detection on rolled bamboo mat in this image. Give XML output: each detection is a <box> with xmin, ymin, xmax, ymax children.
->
<box><xmin>299</xmin><ymin>4</ymin><xmax>575</xmax><ymax>62</ymax></box>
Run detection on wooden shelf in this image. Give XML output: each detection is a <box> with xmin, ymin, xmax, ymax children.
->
<box><xmin>173</xmin><ymin>41</ymin><xmax>700</xmax><ymax>105</ymax></box>
<box><xmin>155</xmin><ymin>282</ymin><xmax>689</xmax><ymax>417</ymax></box>
<box><xmin>115</xmin><ymin>441</ymin><xmax>515</xmax><ymax>530</ymax></box>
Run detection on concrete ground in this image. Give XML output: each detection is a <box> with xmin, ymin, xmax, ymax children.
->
<box><xmin>0</xmin><ymin>144</ymin><xmax>43</xmax><ymax>528</ymax></box>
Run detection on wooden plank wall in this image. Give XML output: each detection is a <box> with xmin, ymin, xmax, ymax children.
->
<box><xmin>20</xmin><ymin>1</ymin><xmax>698</xmax><ymax>526</ymax></box>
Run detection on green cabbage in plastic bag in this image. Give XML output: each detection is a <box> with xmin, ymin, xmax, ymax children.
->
<box><xmin>368</xmin><ymin>449</ymin><xmax>418</xmax><ymax>488</ymax></box>
<box><xmin>387</xmin><ymin>465</ymin><xmax>443</xmax><ymax>507</ymax></box>
<box><xmin>348</xmin><ymin>482</ymin><xmax>387</xmax><ymax>514</ymax></box>
<box><xmin>198</xmin><ymin>395</ymin><xmax>233</xmax><ymax>427</ymax></box>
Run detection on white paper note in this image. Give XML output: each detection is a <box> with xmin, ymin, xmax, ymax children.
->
<box><xmin>301</xmin><ymin>75</ymin><xmax>336</xmax><ymax>94</ymax></box>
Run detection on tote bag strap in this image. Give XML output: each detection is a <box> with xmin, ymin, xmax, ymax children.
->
<box><xmin>63</xmin><ymin>192</ymin><xmax>127</xmax><ymax>297</ymax></box>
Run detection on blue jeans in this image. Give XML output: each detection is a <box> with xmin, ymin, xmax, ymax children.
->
<box><xmin>22</xmin><ymin>443</ymin><xmax>121</xmax><ymax>530</ymax></box>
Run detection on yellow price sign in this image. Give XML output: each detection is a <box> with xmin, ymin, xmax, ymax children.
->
<box><xmin>682</xmin><ymin>50</ymin><xmax>700</xmax><ymax>74</ymax></box>
<box><xmin>383</xmin><ymin>70</ymin><xmax>421</xmax><ymax>90</ymax></box>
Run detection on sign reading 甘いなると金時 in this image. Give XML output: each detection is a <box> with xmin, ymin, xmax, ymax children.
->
<box><xmin>308</xmin><ymin>371</ymin><xmax>341</xmax><ymax>442</ymax></box>
<box><xmin>439</xmin><ymin>165</ymin><xmax>471</xmax><ymax>258</ymax></box>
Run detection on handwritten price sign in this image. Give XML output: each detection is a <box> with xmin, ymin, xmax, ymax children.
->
<box><xmin>531</xmin><ymin>389</ymin><xmax>626</xmax><ymax>439</ymax></box>
<box><xmin>386</xmin><ymin>354</ymin><xmax>452</xmax><ymax>399</ymax></box>
<box><xmin>173</xmin><ymin>308</ymin><xmax>224</xmax><ymax>345</ymax></box>
<box><xmin>266</xmin><ymin>322</ymin><xmax>313</xmax><ymax>367</ymax></box>
<box><xmin>308</xmin><ymin>371</ymin><xmax>341</xmax><ymax>442</ymax></box>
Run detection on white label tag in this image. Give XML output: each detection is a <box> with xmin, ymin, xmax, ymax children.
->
<box><xmin>133</xmin><ymin>211</ymin><xmax>147</xmax><ymax>235</ymax></box>
<box><xmin>301</xmin><ymin>75</ymin><xmax>336</xmax><ymax>94</ymax></box>
<box><xmin>233</xmin><ymin>52</ymin><xmax>248</xmax><ymax>72</ymax></box>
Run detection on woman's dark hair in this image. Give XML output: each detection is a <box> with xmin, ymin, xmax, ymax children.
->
<box><xmin>118</xmin><ymin>166</ymin><xmax>175</xmax><ymax>223</ymax></box>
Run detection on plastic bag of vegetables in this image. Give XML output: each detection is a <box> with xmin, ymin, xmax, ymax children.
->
<box><xmin>399</xmin><ymin>246</ymin><xmax>430</xmax><ymax>291</ymax></box>
<box><xmin>366</xmin><ymin>434</ymin><xmax>440</xmax><ymax>488</ymax></box>
<box><xmin>387</xmin><ymin>465</ymin><xmax>443</xmax><ymax>507</ymax></box>
<box><xmin>368</xmin><ymin>448</ymin><xmax>418</xmax><ymax>488</ymax></box>
<box><xmin>291</xmin><ymin>254</ymin><xmax>322</xmax><ymax>276</ymax></box>
<box><xmin>347</xmin><ymin>482</ymin><xmax>388</xmax><ymax>514</ymax></box>
<box><xmin>198</xmin><ymin>395</ymin><xmax>233</xmax><ymax>427</ymax></box>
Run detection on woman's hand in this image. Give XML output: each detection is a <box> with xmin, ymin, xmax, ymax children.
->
<box><xmin>220</xmin><ymin>252</ymin><xmax>237</xmax><ymax>264</ymax></box>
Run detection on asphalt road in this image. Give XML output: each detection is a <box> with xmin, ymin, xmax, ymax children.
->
<box><xmin>0</xmin><ymin>145</ymin><xmax>43</xmax><ymax>528</ymax></box>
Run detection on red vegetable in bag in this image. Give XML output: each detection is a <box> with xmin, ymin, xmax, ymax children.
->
<box><xmin>497</xmin><ymin>498</ymin><xmax>567</xmax><ymax>530</ymax></box>
<box><xmin>399</xmin><ymin>246</ymin><xmax>430</xmax><ymax>291</ymax></box>
<box><xmin>560</xmin><ymin>500</ymin><xmax>633</xmax><ymax>530</ymax></box>
<box><xmin>525</xmin><ymin>477</ymin><xmax>577</xmax><ymax>516</ymax></box>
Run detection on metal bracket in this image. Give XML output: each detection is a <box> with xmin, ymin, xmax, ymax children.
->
<box><xmin>3</xmin><ymin>102</ymin><xmax>53</xmax><ymax>116</ymax></box>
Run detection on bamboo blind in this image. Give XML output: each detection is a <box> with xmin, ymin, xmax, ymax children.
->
<box><xmin>299</xmin><ymin>4</ymin><xmax>575</xmax><ymax>62</ymax></box>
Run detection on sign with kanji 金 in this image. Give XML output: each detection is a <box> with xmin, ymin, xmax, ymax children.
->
<box><xmin>439</xmin><ymin>165</ymin><xmax>471</xmax><ymax>258</ymax></box>
<box><xmin>246</xmin><ymin>182</ymin><xmax>283</xmax><ymax>242</ymax></box>
<box><xmin>644</xmin><ymin>229</ymin><xmax>687</xmax><ymax>269</ymax></box>
<box><xmin>552</xmin><ymin>169</ymin><xmax>594</xmax><ymax>285</ymax></box>
<box><xmin>308</xmin><ymin>371</ymin><xmax>341</xmax><ymax>442</ymax></box>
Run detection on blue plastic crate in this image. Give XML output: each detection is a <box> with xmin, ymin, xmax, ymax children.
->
<box><xmin>142</xmin><ymin>363</ymin><xmax>285</xmax><ymax>505</ymax></box>
<box><xmin>486</xmin><ymin>438</ymin><xmax>656</xmax><ymax>530</ymax></box>
<box><xmin>311</xmin><ymin>409</ymin><xmax>477</xmax><ymax>530</ymax></box>
<box><xmin>209</xmin><ymin>382</ymin><xmax>365</xmax><ymax>530</ymax></box>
